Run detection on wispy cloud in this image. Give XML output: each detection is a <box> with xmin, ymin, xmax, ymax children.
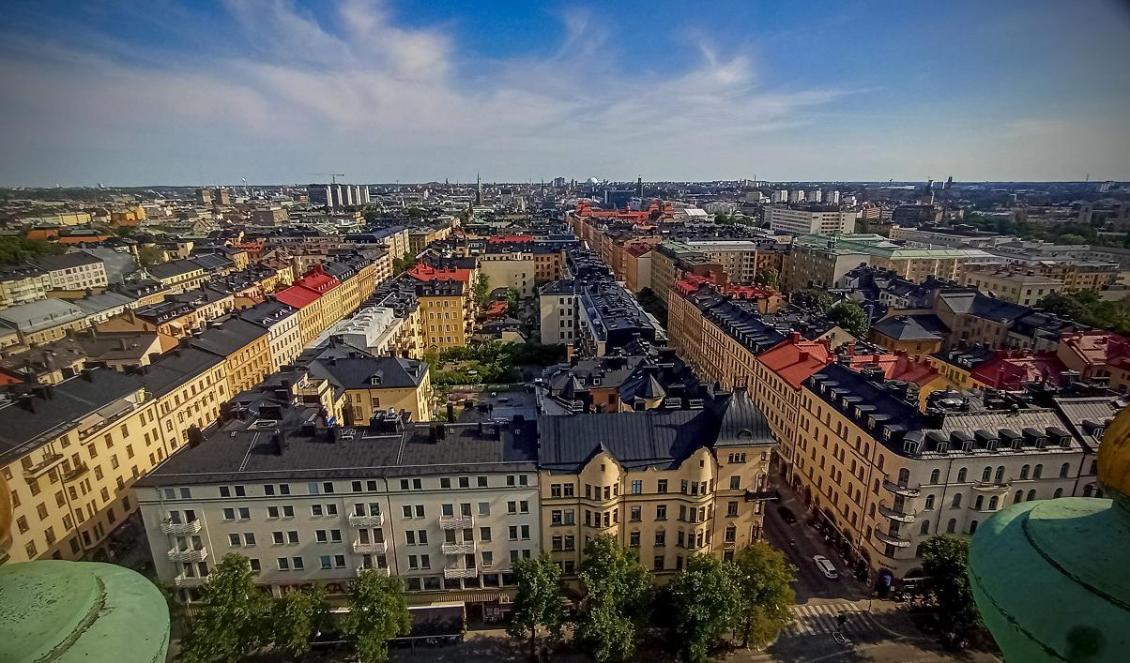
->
<box><xmin>0</xmin><ymin>0</ymin><xmax>851</xmax><ymax>184</ymax></box>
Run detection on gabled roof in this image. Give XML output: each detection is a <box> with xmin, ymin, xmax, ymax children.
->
<box><xmin>275</xmin><ymin>285</ymin><xmax>322</xmax><ymax>309</ymax></box>
<box><xmin>190</xmin><ymin>318</ymin><xmax>268</xmax><ymax>356</ymax></box>
<box><xmin>872</xmin><ymin>314</ymin><xmax>948</xmax><ymax>341</ymax></box>
<box><xmin>308</xmin><ymin>352</ymin><xmax>428</xmax><ymax>391</ymax></box>
<box><xmin>757</xmin><ymin>334</ymin><xmax>833</xmax><ymax>390</ymax></box>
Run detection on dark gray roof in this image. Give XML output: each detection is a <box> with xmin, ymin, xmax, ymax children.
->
<box><xmin>239</xmin><ymin>299</ymin><xmax>298</xmax><ymax>328</ymax></box>
<box><xmin>135</xmin><ymin>415</ymin><xmax>537</xmax><ymax>486</ymax></box>
<box><xmin>190</xmin><ymin>317</ymin><xmax>268</xmax><ymax>356</ymax></box>
<box><xmin>148</xmin><ymin>259</ymin><xmax>202</xmax><ymax>279</ymax></box>
<box><xmin>36</xmin><ymin>252</ymin><xmax>103</xmax><ymax>271</ymax></box>
<box><xmin>138</xmin><ymin>348</ymin><xmax>225</xmax><ymax>397</ymax></box>
<box><xmin>0</xmin><ymin>369</ymin><xmax>142</xmax><ymax>466</ymax></box>
<box><xmin>308</xmin><ymin>354</ymin><xmax>428</xmax><ymax>390</ymax></box>
<box><xmin>714</xmin><ymin>388</ymin><xmax>774</xmax><ymax>447</ymax></box>
<box><xmin>190</xmin><ymin>253</ymin><xmax>233</xmax><ymax>271</ymax></box>
<box><xmin>872</xmin><ymin>314</ymin><xmax>948</xmax><ymax>341</ymax></box>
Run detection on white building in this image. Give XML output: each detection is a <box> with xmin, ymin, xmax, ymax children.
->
<box><xmin>37</xmin><ymin>252</ymin><xmax>109</xmax><ymax>291</ymax></box>
<box><xmin>771</xmin><ymin>190</ymin><xmax>788</xmax><ymax>203</ymax></box>
<box><xmin>765</xmin><ymin>206</ymin><xmax>858</xmax><ymax>236</ymax></box>
<box><xmin>788</xmin><ymin>190</ymin><xmax>805</xmax><ymax>204</ymax></box>
<box><xmin>539</xmin><ymin>281</ymin><xmax>579</xmax><ymax>345</ymax></box>
<box><xmin>333</xmin><ymin>305</ymin><xmax>404</xmax><ymax>355</ymax></box>
<box><xmin>135</xmin><ymin>411</ymin><xmax>540</xmax><ymax>604</ymax></box>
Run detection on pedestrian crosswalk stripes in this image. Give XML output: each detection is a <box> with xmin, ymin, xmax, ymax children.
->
<box><xmin>781</xmin><ymin>603</ymin><xmax>882</xmax><ymax>638</ymax></box>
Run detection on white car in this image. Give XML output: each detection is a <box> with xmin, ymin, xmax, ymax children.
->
<box><xmin>813</xmin><ymin>555</ymin><xmax>839</xmax><ymax>580</ymax></box>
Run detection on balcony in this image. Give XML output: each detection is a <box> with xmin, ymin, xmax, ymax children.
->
<box><xmin>167</xmin><ymin>546</ymin><xmax>209</xmax><ymax>563</ymax></box>
<box><xmin>348</xmin><ymin>513</ymin><xmax>385</xmax><ymax>528</ymax></box>
<box><xmin>439</xmin><ymin>514</ymin><xmax>475</xmax><ymax>530</ymax></box>
<box><xmin>882</xmin><ymin>480</ymin><xmax>920</xmax><ymax>497</ymax></box>
<box><xmin>356</xmin><ymin>566</ymin><xmax>391</xmax><ymax>577</ymax></box>
<box><xmin>878</xmin><ymin>505</ymin><xmax>916</xmax><ymax>523</ymax></box>
<box><xmin>60</xmin><ymin>462</ymin><xmax>90</xmax><ymax>482</ymax></box>
<box><xmin>441</xmin><ymin>542</ymin><xmax>477</xmax><ymax>555</ymax></box>
<box><xmin>873</xmin><ymin>530</ymin><xmax>912</xmax><ymax>548</ymax></box>
<box><xmin>443</xmin><ymin>567</ymin><xmax>479</xmax><ymax>580</ymax></box>
<box><xmin>352</xmin><ymin>541</ymin><xmax>387</xmax><ymax>555</ymax></box>
<box><xmin>173</xmin><ymin>574</ymin><xmax>210</xmax><ymax>588</ymax></box>
<box><xmin>160</xmin><ymin>519</ymin><xmax>203</xmax><ymax>536</ymax></box>
<box><xmin>972</xmin><ymin>480</ymin><xmax>1010</xmax><ymax>493</ymax></box>
<box><xmin>22</xmin><ymin>452</ymin><xmax>64</xmax><ymax>478</ymax></box>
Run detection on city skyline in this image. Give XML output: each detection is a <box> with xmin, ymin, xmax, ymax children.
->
<box><xmin>1</xmin><ymin>0</ymin><xmax>1129</xmax><ymax>186</ymax></box>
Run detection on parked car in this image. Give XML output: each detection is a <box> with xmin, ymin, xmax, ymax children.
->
<box><xmin>813</xmin><ymin>555</ymin><xmax>839</xmax><ymax>580</ymax></box>
<box><xmin>777</xmin><ymin>506</ymin><xmax>798</xmax><ymax>524</ymax></box>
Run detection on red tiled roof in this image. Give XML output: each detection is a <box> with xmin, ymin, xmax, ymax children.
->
<box><xmin>971</xmin><ymin>351</ymin><xmax>1067</xmax><ymax>390</ymax></box>
<box><xmin>758</xmin><ymin>333</ymin><xmax>833</xmax><ymax>390</ymax></box>
<box><xmin>674</xmin><ymin>275</ymin><xmax>778</xmax><ymax>300</ymax></box>
<box><xmin>275</xmin><ymin>285</ymin><xmax>321</xmax><ymax>309</ymax></box>
<box><xmin>1058</xmin><ymin>331</ymin><xmax>1130</xmax><ymax>367</ymax></box>
<box><xmin>483</xmin><ymin>300</ymin><xmax>508</xmax><ymax>318</ymax></box>
<box><xmin>488</xmin><ymin>234</ymin><xmax>534</xmax><ymax>244</ymax></box>
<box><xmin>293</xmin><ymin>266</ymin><xmax>340</xmax><ymax>294</ymax></box>
<box><xmin>408</xmin><ymin>264</ymin><xmax>473</xmax><ymax>284</ymax></box>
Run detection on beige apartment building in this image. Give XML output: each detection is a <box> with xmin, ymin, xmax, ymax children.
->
<box><xmin>793</xmin><ymin>363</ymin><xmax>1085</xmax><ymax>578</ymax></box>
<box><xmin>135</xmin><ymin>411</ymin><xmax>540</xmax><ymax>609</ymax></box>
<box><xmin>478</xmin><ymin>251</ymin><xmax>538</xmax><ymax>298</ymax></box>
<box><xmin>961</xmin><ymin>268</ymin><xmax>1064</xmax><ymax>305</ymax></box>
<box><xmin>306</xmin><ymin>352</ymin><xmax>434</xmax><ymax>423</ymax></box>
<box><xmin>536</xmin><ymin>391</ymin><xmax>774</xmax><ymax>578</ymax></box>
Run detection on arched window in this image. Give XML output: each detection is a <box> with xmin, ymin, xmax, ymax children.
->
<box><xmin>929</xmin><ymin>469</ymin><xmax>940</xmax><ymax>484</ymax></box>
<box><xmin>869</xmin><ymin>503</ymin><xmax>876</xmax><ymax>517</ymax></box>
<box><xmin>952</xmin><ymin>493</ymin><xmax>963</xmax><ymax>508</ymax></box>
<box><xmin>1026</xmin><ymin>489</ymin><xmax>1037</xmax><ymax>501</ymax></box>
<box><xmin>1083</xmin><ymin>484</ymin><xmax>1095</xmax><ymax>497</ymax></box>
<box><xmin>994</xmin><ymin>466</ymin><xmax>1005</xmax><ymax>483</ymax></box>
<box><xmin>981</xmin><ymin>466</ymin><xmax>992</xmax><ymax>483</ymax></box>
<box><xmin>957</xmin><ymin>467</ymin><xmax>967</xmax><ymax>483</ymax></box>
<box><xmin>873</xmin><ymin>479</ymin><xmax>880</xmax><ymax>494</ymax></box>
<box><xmin>988</xmin><ymin>496</ymin><xmax>998</xmax><ymax>510</ymax></box>
<box><xmin>974</xmin><ymin>495</ymin><xmax>984</xmax><ymax>511</ymax></box>
<box><xmin>1013</xmin><ymin>490</ymin><xmax>1023</xmax><ymax>504</ymax></box>
<box><xmin>1059</xmin><ymin>463</ymin><xmax>1070</xmax><ymax>479</ymax></box>
<box><xmin>1020</xmin><ymin>465</ymin><xmax>1030</xmax><ymax>480</ymax></box>
<box><xmin>1053</xmin><ymin>488</ymin><xmax>1063</xmax><ymax>499</ymax></box>
<box><xmin>919</xmin><ymin>520</ymin><xmax>930</xmax><ymax>535</ymax></box>
<box><xmin>897</xmin><ymin>468</ymin><xmax>910</xmax><ymax>486</ymax></box>
<box><xmin>946</xmin><ymin>518</ymin><xmax>957</xmax><ymax>533</ymax></box>
<box><xmin>969</xmin><ymin>520</ymin><xmax>979</xmax><ymax>535</ymax></box>
<box><xmin>924</xmin><ymin>495</ymin><xmax>936</xmax><ymax>510</ymax></box>
<box><xmin>878</xmin><ymin>455</ymin><xmax>885</xmax><ymax>470</ymax></box>
<box><xmin>1033</xmin><ymin>464</ymin><xmax>1043</xmax><ymax>479</ymax></box>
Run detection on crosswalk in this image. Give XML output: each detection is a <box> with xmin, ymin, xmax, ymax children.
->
<box><xmin>780</xmin><ymin>602</ymin><xmax>882</xmax><ymax>638</ymax></box>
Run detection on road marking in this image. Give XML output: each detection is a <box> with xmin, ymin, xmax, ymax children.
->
<box><xmin>783</xmin><ymin>603</ymin><xmax>883</xmax><ymax>638</ymax></box>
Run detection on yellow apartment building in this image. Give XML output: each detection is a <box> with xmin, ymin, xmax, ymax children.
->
<box><xmin>189</xmin><ymin>318</ymin><xmax>271</xmax><ymax>397</ymax></box>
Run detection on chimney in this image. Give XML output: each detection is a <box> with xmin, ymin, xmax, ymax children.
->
<box><xmin>187</xmin><ymin>425</ymin><xmax>204</xmax><ymax>448</ymax></box>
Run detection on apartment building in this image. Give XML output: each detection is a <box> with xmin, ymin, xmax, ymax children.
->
<box><xmin>305</xmin><ymin>351</ymin><xmax>433</xmax><ymax>423</ymax></box>
<box><xmin>135</xmin><ymin>409</ymin><xmax>539</xmax><ymax>608</ymax></box>
<box><xmin>148</xmin><ymin>260</ymin><xmax>207</xmax><ymax>294</ymax></box>
<box><xmin>961</xmin><ymin>268</ymin><xmax>1064</xmax><ymax>305</ymax></box>
<box><xmin>650</xmin><ymin>241</ymin><xmax>724</xmax><ymax>308</ymax></box>
<box><xmin>416</xmin><ymin>280</ymin><xmax>470</xmax><ymax>351</ymax></box>
<box><xmin>239</xmin><ymin>300</ymin><xmax>303</xmax><ymax>373</ymax></box>
<box><xmin>576</xmin><ymin>279</ymin><xmax>659</xmax><ymax>357</ymax></box>
<box><xmin>478</xmin><ymin>250</ymin><xmax>537</xmax><ymax>298</ymax></box>
<box><xmin>1</xmin><ymin>370</ymin><xmax>167</xmax><ymax>564</ymax></box>
<box><xmin>765</xmin><ymin>206</ymin><xmax>858</xmax><ymax>236</ymax></box>
<box><xmin>139</xmin><ymin>347</ymin><xmax>230</xmax><ymax>454</ymax></box>
<box><xmin>0</xmin><ymin>267</ymin><xmax>51</xmax><ymax>307</ymax></box>
<box><xmin>37</xmin><ymin>252</ymin><xmax>109</xmax><ymax>291</ymax></box>
<box><xmin>794</xmin><ymin>363</ymin><xmax>1086</xmax><ymax>578</ymax></box>
<box><xmin>538</xmin><ymin>280</ymin><xmax>579</xmax><ymax>345</ymax></box>
<box><xmin>190</xmin><ymin>318</ymin><xmax>271</xmax><ymax>397</ymax></box>
<box><xmin>536</xmin><ymin>389</ymin><xmax>774</xmax><ymax>578</ymax></box>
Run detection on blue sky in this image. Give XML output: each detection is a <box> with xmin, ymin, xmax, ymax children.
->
<box><xmin>1</xmin><ymin>0</ymin><xmax>1128</xmax><ymax>185</ymax></box>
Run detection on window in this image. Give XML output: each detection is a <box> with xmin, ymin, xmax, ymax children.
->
<box><xmin>957</xmin><ymin>468</ymin><xmax>967</xmax><ymax>483</ymax></box>
<box><xmin>729</xmin><ymin>476</ymin><xmax>741</xmax><ymax>490</ymax></box>
<box><xmin>952</xmin><ymin>494</ymin><xmax>962</xmax><ymax>509</ymax></box>
<box><xmin>657</xmin><ymin>480</ymin><xmax>667</xmax><ymax>494</ymax></box>
<box><xmin>1059</xmin><ymin>463</ymin><xmax>1070</xmax><ymax>479</ymax></box>
<box><xmin>631</xmin><ymin>480</ymin><xmax>642</xmax><ymax>495</ymax></box>
<box><xmin>1033</xmin><ymin>464</ymin><xmax>1043</xmax><ymax>479</ymax></box>
<box><xmin>946</xmin><ymin>519</ymin><xmax>956</xmax><ymax>534</ymax></box>
<box><xmin>287</xmin><ymin>531</ymin><xmax>299</xmax><ymax>544</ymax></box>
<box><xmin>459</xmin><ymin>477</ymin><xmax>470</xmax><ymax>489</ymax></box>
<box><xmin>724</xmin><ymin>526</ymin><xmax>736</xmax><ymax>543</ymax></box>
<box><xmin>656</xmin><ymin>504</ymin><xmax>667</xmax><ymax>520</ymax></box>
<box><xmin>1020</xmin><ymin>465</ymin><xmax>1030</xmax><ymax>480</ymax></box>
<box><xmin>924</xmin><ymin>495</ymin><xmax>935</xmax><ymax>510</ymax></box>
<box><xmin>655</xmin><ymin>531</ymin><xmax>666</xmax><ymax>546</ymax></box>
<box><xmin>440</xmin><ymin>478</ymin><xmax>451</xmax><ymax>489</ymax></box>
<box><xmin>919</xmin><ymin>520</ymin><xmax>930</xmax><ymax>535</ymax></box>
<box><xmin>480</xmin><ymin>527</ymin><xmax>492</xmax><ymax>542</ymax></box>
<box><xmin>929</xmin><ymin>469</ymin><xmax>940</xmax><ymax>484</ymax></box>
<box><xmin>653</xmin><ymin>556</ymin><xmax>665</xmax><ymax>571</ymax></box>
<box><xmin>630</xmin><ymin>506</ymin><xmax>641</xmax><ymax>522</ymax></box>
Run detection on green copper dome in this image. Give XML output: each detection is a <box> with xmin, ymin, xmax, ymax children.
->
<box><xmin>969</xmin><ymin>405</ymin><xmax>1130</xmax><ymax>663</ymax></box>
<box><xmin>0</xmin><ymin>560</ymin><xmax>170</xmax><ymax>663</ymax></box>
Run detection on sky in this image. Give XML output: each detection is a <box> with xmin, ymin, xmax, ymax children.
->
<box><xmin>1</xmin><ymin>0</ymin><xmax>1129</xmax><ymax>186</ymax></box>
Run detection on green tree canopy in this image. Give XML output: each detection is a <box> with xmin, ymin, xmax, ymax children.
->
<box><xmin>827</xmin><ymin>300</ymin><xmax>871</xmax><ymax>338</ymax></box>
<box><xmin>474</xmin><ymin>274</ymin><xmax>491</xmax><ymax>305</ymax></box>
<box><xmin>575</xmin><ymin>535</ymin><xmax>654</xmax><ymax>662</ymax></box>
<box><xmin>754</xmin><ymin>267</ymin><xmax>779</xmax><ymax>288</ymax></box>
<box><xmin>392</xmin><ymin>251</ymin><xmax>416</xmax><ymax>275</ymax></box>
<box><xmin>179</xmin><ymin>554</ymin><xmax>272</xmax><ymax>663</ymax></box>
<box><xmin>270</xmin><ymin>586</ymin><xmax>330</xmax><ymax>660</ymax></box>
<box><xmin>920</xmin><ymin>536</ymin><xmax>981</xmax><ymax>636</ymax></box>
<box><xmin>793</xmin><ymin>289</ymin><xmax>834</xmax><ymax>313</ymax></box>
<box><xmin>664</xmin><ymin>554</ymin><xmax>742</xmax><ymax>662</ymax></box>
<box><xmin>508</xmin><ymin>554</ymin><xmax>568</xmax><ymax>658</ymax></box>
<box><xmin>1038</xmin><ymin>291</ymin><xmax>1130</xmax><ymax>335</ymax></box>
<box><xmin>343</xmin><ymin>570</ymin><xmax>412</xmax><ymax>663</ymax></box>
<box><xmin>731</xmin><ymin>542</ymin><xmax>797</xmax><ymax>649</ymax></box>
<box><xmin>0</xmin><ymin>236</ymin><xmax>65</xmax><ymax>266</ymax></box>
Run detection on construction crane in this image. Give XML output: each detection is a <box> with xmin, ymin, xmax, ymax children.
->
<box><xmin>312</xmin><ymin>173</ymin><xmax>346</xmax><ymax>184</ymax></box>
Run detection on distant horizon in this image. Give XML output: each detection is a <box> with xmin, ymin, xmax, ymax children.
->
<box><xmin>1</xmin><ymin>1</ymin><xmax>1128</xmax><ymax>185</ymax></box>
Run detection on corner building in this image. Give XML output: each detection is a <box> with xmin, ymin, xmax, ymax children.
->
<box><xmin>536</xmin><ymin>389</ymin><xmax>774</xmax><ymax>578</ymax></box>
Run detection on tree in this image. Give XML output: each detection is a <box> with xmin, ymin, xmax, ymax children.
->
<box><xmin>664</xmin><ymin>555</ymin><xmax>741</xmax><ymax>662</ymax></box>
<box><xmin>179</xmin><ymin>554</ymin><xmax>272</xmax><ymax>663</ymax></box>
<box><xmin>270</xmin><ymin>586</ymin><xmax>330</xmax><ymax>660</ymax></box>
<box><xmin>919</xmin><ymin>536</ymin><xmax>981</xmax><ymax>637</ymax></box>
<box><xmin>0</xmin><ymin>236</ymin><xmax>64</xmax><ymax>266</ymax></box>
<box><xmin>343</xmin><ymin>570</ymin><xmax>412</xmax><ymax>663</ymax></box>
<box><xmin>731</xmin><ymin>542</ymin><xmax>796</xmax><ymax>649</ymax></box>
<box><xmin>138</xmin><ymin>245</ymin><xmax>165</xmax><ymax>269</ymax></box>
<box><xmin>754</xmin><ymin>267</ymin><xmax>779</xmax><ymax>288</ymax></box>
<box><xmin>474</xmin><ymin>274</ymin><xmax>491</xmax><ymax>305</ymax></box>
<box><xmin>575</xmin><ymin>535</ymin><xmax>654</xmax><ymax>662</ymax></box>
<box><xmin>508</xmin><ymin>554</ymin><xmax>567</xmax><ymax>659</ymax></box>
<box><xmin>506</xmin><ymin>287</ymin><xmax>521</xmax><ymax>315</ymax></box>
<box><xmin>792</xmin><ymin>289</ymin><xmax>834</xmax><ymax>313</ymax></box>
<box><xmin>827</xmin><ymin>300</ymin><xmax>870</xmax><ymax>338</ymax></box>
<box><xmin>392</xmin><ymin>251</ymin><xmax>416</xmax><ymax>275</ymax></box>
